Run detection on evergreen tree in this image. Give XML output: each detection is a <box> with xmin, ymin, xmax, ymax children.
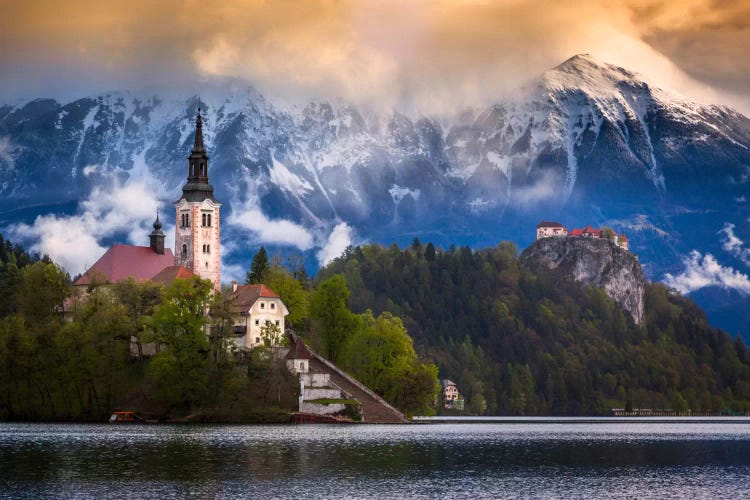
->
<box><xmin>245</xmin><ymin>246</ymin><xmax>269</xmax><ymax>284</ymax></box>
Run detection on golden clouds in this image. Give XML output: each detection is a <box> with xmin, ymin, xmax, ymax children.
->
<box><xmin>1</xmin><ymin>0</ymin><xmax>748</xmax><ymax>112</ymax></box>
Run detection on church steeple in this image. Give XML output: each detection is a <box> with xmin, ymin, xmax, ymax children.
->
<box><xmin>192</xmin><ymin>107</ymin><xmax>205</xmax><ymax>153</ymax></box>
<box><xmin>149</xmin><ymin>211</ymin><xmax>165</xmax><ymax>255</ymax></box>
<box><xmin>181</xmin><ymin>107</ymin><xmax>215</xmax><ymax>202</ymax></box>
<box><xmin>174</xmin><ymin>104</ymin><xmax>222</xmax><ymax>292</ymax></box>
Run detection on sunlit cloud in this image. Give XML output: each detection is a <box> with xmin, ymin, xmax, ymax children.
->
<box><xmin>1</xmin><ymin>1</ymin><xmax>749</xmax><ymax>113</ymax></box>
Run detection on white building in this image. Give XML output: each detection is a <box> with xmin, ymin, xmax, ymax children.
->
<box><xmin>228</xmin><ymin>283</ymin><xmax>289</xmax><ymax>349</ymax></box>
<box><xmin>536</xmin><ymin>221</ymin><xmax>568</xmax><ymax>239</ymax></box>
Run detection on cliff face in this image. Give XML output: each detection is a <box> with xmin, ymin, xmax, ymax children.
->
<box><xmin>521</xmin><ymin>237</ymin><xmax>646</xmax><ymax>324</ymax></box>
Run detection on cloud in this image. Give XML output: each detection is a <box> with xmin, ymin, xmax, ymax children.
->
<box><xmin>226</xmin><ymin>183</ymin><xmax>315</xmax><ymax>250</ymax></box>
<box><xmin>720</xmin><ymin>222</ymin><xmax>750</xmax><ymax>266</ymax></box>
<box><xmin>7</xmin><ymin>155</ymin><xmax>173</xmax><ymax>276</ymax></box>
<box><xmin>663</xmin><ymin>251</ymin><xmax>750</xmax><ymax>295</ymax></box>
<box><xmin>1</xmin><ymin>1</ymin><xmax>749</xmax><ymax>113</ymax></box>
<box><xmin>317</xmin><ymin>223</ymin><xmax>353</xmax><ymax>266</ymax></box>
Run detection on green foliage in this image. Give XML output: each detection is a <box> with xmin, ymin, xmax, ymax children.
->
<box><xmin>147</xmin><ymin>276</ymin><xmax>214</xmax><ymax>410</ymax></box>
<box><xmin>246</xmin><ymin>246</ymin><xmax>269</xmax><ymax>284</ymax></box>
<box><xmin>265</xmin><ymin>264</ymin><xmax>309</xmax><ymax>327</ymax></box>
<box><xmin>0</xmin><ymin>236</ymin><xmax>300</xmax><ymax>422</ymax></box>
<box><xmin>309</xmin><ymin>274</ymin><xmax>361</xmax><ymax>363</ymax></box>
<box><xmin>319</xmin><ymin>241</ymin><xmax>750</xmax><ymax>416</ymax></box>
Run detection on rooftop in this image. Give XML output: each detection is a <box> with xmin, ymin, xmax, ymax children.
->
<box><xmin>74</xmin><ymin>245</ymin><xmax>175</xmax><ymax>286</ymax></box>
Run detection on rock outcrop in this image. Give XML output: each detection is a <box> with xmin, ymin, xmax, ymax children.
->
<box><xmin>521</xmin><ymin>237</ymin><xmax>646</xmax><ymax>324</ymax></box>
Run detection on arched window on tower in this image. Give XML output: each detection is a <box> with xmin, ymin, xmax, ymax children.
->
<box><xmin>182</xmin><ymin>244</ymin><xmax>187</xmax><ymax>256</ymax></box>
<box><xmin>200</xmin><ymin>163</ymin><xmax>205</xmax><ymax>176</ymax></box>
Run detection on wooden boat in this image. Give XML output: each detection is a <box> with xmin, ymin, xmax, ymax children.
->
<box><xmin>109</xmin><ymin>411</ymin><xmax>143</xmax><ymax>423</ymax></box>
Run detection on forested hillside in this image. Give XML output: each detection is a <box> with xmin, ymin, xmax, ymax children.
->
<box><xmin>318</xmin><ymin>241</ymin><xmax>750</xmax><ymax>415</ymax></box>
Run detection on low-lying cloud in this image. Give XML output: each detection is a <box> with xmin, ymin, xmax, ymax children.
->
<box><xmin>7</xmin><ymin>157</ymin><xmax>174</xmax><ymax>276</ymax></box>
<box><xmin>317</xmin><ymin>222</ymin><xmax>354</xmax><ymax>266</ymax></box>
<box><xmin>720</xmin><ymin>222</ymin><xmax>750</xmax><ymax>267</ymax></box>
<box><xmin>663</xmin><ymin>251</ymin><xmax>750</xmax><ymax>295</ymax></box>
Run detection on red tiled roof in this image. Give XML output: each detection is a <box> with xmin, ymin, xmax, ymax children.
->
<box><xmin>74</xmin><ymin>244</ymin><xmax>175</xmax><ymax>286</ymax></box>
<box><xmin>151</xmin><ymin>266</ymin><xmax>194</xmax><ymax>286</ymax></box>
<box><xmin>537</xmin><ymin>220</ymin><xmax>564</xmax><ymax>228</ymax></box>
<box><xmin>570</xmin><ymin>229</ymin><xmax>584</xmax><ymax>236</ymax></box>
<box><xmin>618</xmin><ymin>234</ymin><xmax>628</xmax><ymax>241</ymax></box>
<box><xmin>286</xmin><ymin>337</ymin><xmax>312</xmax><ymax>360</ymax></box>
<box><xmin>230</xmin><ymin>284</ymin><xmax>280</xmax><ymax>311</ymax></box>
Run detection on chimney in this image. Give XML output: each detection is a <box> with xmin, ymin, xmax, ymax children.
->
<box><xmin>231</xmin><ymin>281</ymin><xmax>238</xmax><ymax>293</ymax></box>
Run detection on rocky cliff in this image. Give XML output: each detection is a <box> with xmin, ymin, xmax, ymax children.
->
<box><xmin>521</xmin><ymin>237</ymin><xmax>646</xmax><ymax>324</ymax></box>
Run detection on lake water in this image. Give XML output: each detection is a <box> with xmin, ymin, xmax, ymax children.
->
<box><xmin>1</xmin><ymin>420</ymin><xmax>750</xmax><ymax>499</ymax></box>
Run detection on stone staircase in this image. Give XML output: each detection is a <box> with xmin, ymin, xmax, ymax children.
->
<box><xmin>308</xmin><ymin>356</ymin><xmax>408</xmax><ymax>424</ymax></box>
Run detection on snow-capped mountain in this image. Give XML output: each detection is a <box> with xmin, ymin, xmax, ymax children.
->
<box><xmin>1</xmin><ymin>54</ymin><xmax>750</xmax><ymax>336</ymax></box>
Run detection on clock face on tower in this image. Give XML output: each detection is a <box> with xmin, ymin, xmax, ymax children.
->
<box><xmin>174</xmin><ymin>109</ymin><xmax>221</xmax><ymax>291</ymax></box>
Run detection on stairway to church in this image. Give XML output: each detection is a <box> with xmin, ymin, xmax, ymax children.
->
<box><xmin>308</xmin><ymin>357</ymin><xmax>408</xmax><ymax>424</ymax></box>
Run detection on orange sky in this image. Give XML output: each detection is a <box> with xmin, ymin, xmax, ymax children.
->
<box><xmin>1</xmin><ymin>0</ymin><xmax>749</xmax><ymax>112</ymax></box>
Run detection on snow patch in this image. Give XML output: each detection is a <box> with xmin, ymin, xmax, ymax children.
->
<box><xmin>389</xmin><ymin>184</ymin><xmax>420</xmax><ymax>204</ymax></box>
<box><xmin>270</xmin><ymin>153</ymin><xmax>313</xmax><ymax>196</ymax></box>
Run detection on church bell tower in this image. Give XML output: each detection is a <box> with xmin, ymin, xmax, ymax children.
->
<box><xmin>174</xmin><ymin>108</ymin><xmax>221</xmax><ymax>291</ymax></box>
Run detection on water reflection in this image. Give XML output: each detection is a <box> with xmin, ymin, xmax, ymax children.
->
<box><xmin>1</xmin><ymin>422</ymin><xmax>749</xmax><ymax>498</ymax></box>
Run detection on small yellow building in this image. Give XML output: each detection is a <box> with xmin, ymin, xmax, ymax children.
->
<box><xmin>228</xmin><ymin>282</ymin><xmax>289</xmax><ymax>349</ymax></box>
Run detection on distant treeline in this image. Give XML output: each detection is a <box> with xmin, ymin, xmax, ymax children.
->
<box><xmin>318</xmin><ymin>240</ymin><xmax>750</xmax><ymax>415</ymax></box>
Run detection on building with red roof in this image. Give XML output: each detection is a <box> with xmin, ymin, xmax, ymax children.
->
<box><xmin>226</xmin><ymin>282</ymin><xmax>289</xmax><ymax>350</ymax></box>
<box><xmin>537</xmin><ymin>220</ymin><xmax>630</xmax><ymax>251</ymax></box>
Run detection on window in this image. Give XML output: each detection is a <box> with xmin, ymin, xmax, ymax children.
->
<box><xmin>202</xmin><ymin>214</ymin><xmax>206</xmax><ymax>226</ymax></box>
<box><xmin>270</xmin><ymin>303</ymin><xmax>275</xmax><ymax>310</ymax></box>
<box><xmin>255</xmin><ymin>319</ymin><xmax>259</xmax><ymax>326</ymax></box>
<box><xmin>275</xmin><ymin>320</ymin><xmax>280</xmax><ymax>326</ymax></box>
<box><xmin>202</xmin><ymin>244</ymin><xmax>210</xmax><ymax>254</ymax></box>
<box><xmin>180</xmin><ymin>213</ymin><xmax>190</xmax><ymax>228</ymax></box>
<box><xmin>181</xmin><ymin>244</ymin><xmax>187</xmax><ymax>256</ymax></box>
<box><xmin>255</xmin><ymin>337</ymin><xmax>260</xmax><ymax>344</ymax></box>
<box><xmin>205</xmin><ymin>262</ymin><xmax>208</xmax><ymax>268</ymax></box>
<box><xmin>260</xmin><ymin>302</ymin><xmax>265</xmax><ymax>310</ymax></box>
<box><xmin>207</xmin><ymin>214</ymin><xmax>212</xmax><ymax>226</ymax></box>
<box><xmin>201</xmin><ymin>213</ymin><xmax>212</xmax><ymax>227</ymax></box>
<box><xmin>200</xmin><ymin>163</ymin><xmax>205</xmax><ymax>175</ymax></box>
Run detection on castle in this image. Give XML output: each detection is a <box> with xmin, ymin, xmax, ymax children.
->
<box><xmin>536</xmin><ymin>220</ymin><xmax>629</xmax><ymax>251</ymax></box>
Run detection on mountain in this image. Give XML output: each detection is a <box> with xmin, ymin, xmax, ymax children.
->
<box><xmin>1</xmin><ymin>55</ymin><xmax>749</xmax><ymax>337</ymax></box>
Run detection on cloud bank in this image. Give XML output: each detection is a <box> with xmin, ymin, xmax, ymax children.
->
<box><xmin>1</xmin><ymin>1</ymin><xmax>749</xmax><ymax>113</ymax></box>
<box><xmin>663</xmin><ymin>251</ymin><xmax>750</xmax><ymax>295</ymax></box>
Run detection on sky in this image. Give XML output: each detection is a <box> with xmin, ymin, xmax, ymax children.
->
<box><xmin>1</xmin><ymin>0</ymin><xmax>750</xmax><ymax>113</ymax></box>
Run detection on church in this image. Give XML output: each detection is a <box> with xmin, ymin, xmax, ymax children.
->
<box><xmin>74</xmin><ymin>109</ymin><xmax>222</xmax><ymax>290</ymax></box>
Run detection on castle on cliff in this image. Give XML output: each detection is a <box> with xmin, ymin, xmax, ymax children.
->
<box><xmin>536</xmin><ymin>220</ymin><xmax>629</xmax><ymax>251</ymax></box>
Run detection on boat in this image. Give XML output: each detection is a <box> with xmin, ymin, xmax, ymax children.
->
<box><xmin>109</xmin><ymin>411</ymin><xmax>143</xmax><ymax>423</ymax></box>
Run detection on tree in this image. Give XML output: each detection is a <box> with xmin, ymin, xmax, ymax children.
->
<box><xmin>309</xmin><ymin>274</ymin><xmax>360</xmax><ymax>363</ymax></box>
<box><xmin>343</xmin><ymin>311</ymin><xmax>438</xmax><ymax>415</ymax></box>
<box><xmin>265</xmin><ymin>264</ymin><xmax>309</xmax><ymax>327</ymax></box>
<box><xmin>246</xmin><ymin>247</ymin><xmax>269</xmax><ymax>284</ymax></box>
<box><xmin>148</xmin><ymin>276</ymin><xmax>214</xmax><ymax>411</ymax></box>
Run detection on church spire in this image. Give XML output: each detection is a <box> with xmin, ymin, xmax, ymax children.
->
<box><xmin>179</xmin><ymin>105</ymin><xmax>216</xmax><ymax>202</ymax></box>
<box><xmin>149</xmin><ymin>210</ymin><xmax>165</xmax><ymax>255</ymax></box>
<box><xmin>192</xmin><ymin>107</ymin><xmax>205</xmax><ymax>152</ymax></box>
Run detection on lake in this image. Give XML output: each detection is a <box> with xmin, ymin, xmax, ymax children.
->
<box><xmin>1</xmin><ymin>420</ymin><xmax>750</xmax><ymax>498</ymax></box>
